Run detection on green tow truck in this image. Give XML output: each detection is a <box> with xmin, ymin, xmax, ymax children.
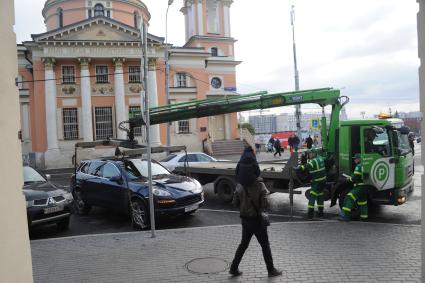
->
<box><xmin>122</xmin><ymin>87</ymin><xmax>414</xmax><ymax>208</ymax></box>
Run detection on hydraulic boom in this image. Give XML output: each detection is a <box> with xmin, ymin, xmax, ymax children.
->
<box><xmin>121</xmin><ymin>88</ymin><xmax>348</xmax><ymax>155</ymax></box>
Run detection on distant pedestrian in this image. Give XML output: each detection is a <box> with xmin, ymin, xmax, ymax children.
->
<box><xmin>255</xmin><ymin>142</ymin><xmax>261</xmax><ymax>153</ymax></box>
<box><xmin>230</xmin><ymin>146</ymin><xmax>282</xmax><ymax>278</ymax></box>
<box><xmin>306</xmin><ymin>135</ymin><xmax>313</xmax><ymax>149</ymax></box>
<box><xmin>313</xmin><ymin>136</ymin><xmax>319</xmax><ymax>147</ymax></box>
<box><xmin>408</xmin><ymin>133</ymin><xmax>415</xmax><ymax>155</ymax></box>
<box><xmin>293</xmin><ymin>134</ymin><xmax>301</xmax><ymax>152</ymax></box>
<box><xmin>273</xmin><ymin>139</ymin><xmax>282</xmax><ymax>157</ymax></box>
<box><xmin>288</xmin><ymin>135</ymin><xmax>294</xmax><ymax>155</ymax></box>
<box><xmin>267</xmin><ymin>137</ymin><xmax>275</xmax><ymax>153</ymax></box>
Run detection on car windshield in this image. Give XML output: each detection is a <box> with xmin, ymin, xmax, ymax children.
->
<box><xmin>397</xmin><ymin>132</ymin><xmax>411</xmax><ymax>155</ymax></box>
<box><xmin>23</xmin><ymin>166</ymin><xmax>46</xmax><ymax>183</ymax></box>
<box><xmin>130</xmin><ymin>159</ymin><xmax>170</xmax><ymax>178</ymax></box>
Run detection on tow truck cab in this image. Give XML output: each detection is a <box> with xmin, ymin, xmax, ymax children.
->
<box><xmin>336</xmin><ymin>118</ymin><xmax>414</xmax><ymax>206</ymax></box>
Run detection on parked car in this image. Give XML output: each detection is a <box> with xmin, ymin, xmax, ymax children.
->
<box><xmin>23</xmin><ymin>166</ymin><xmax>74</xmax><ymax>230</ymax></box>
<box><xmin>160</xmin><ymin>152</ymin><xmax>224</xmax><ymax>171</ymax></box>
<box><xmin>71</xmin><ymin>158</ymin><xmax>204</xmax><ymax>230</ymax></box>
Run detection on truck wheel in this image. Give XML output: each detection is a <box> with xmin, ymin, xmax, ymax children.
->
<box><xmin>216</xmin><ymin>179</ymin><xmax>235</xmax><ymax>203</ymax></box>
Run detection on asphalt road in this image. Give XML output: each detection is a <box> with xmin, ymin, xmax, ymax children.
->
<box><xmin>30</xmin><ymin>146</ymin><xmax>422</xmax><ymax>240</ymax></box>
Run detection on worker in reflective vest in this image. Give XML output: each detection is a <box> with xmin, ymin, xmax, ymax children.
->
<box><xmin>340</xmin><ymin>153</ymin><xmax>368</xmax><ymax>221</ymax></box>
<box><xmin>300</xmin><ymin>148</ymin><xmax>327</xmax><ymax>220</ymax></box>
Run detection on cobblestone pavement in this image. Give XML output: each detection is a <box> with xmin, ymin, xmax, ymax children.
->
<box><xmin>31</xmin><ymin>221</ymin><xmax>420</xmax><ymax>283</ymax></box>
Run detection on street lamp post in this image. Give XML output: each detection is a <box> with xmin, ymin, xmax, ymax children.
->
<box><xmin>165</xmin><ymin>0</ymin><xmax>174</xmax><ymax>151</ymax></box>
<box><xmin>291</xmin><ymin>5</ymin><xmax>302</xmax><ymax>138</ymax></box>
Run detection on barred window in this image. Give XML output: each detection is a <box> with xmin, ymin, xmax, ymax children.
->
<box><xmin>211</xmin><ymin>47</ymin><xmax>218</xmax><ymax>57</ymax></box>
<box><xmin>63</xmin><ymin>108</ymin><xmax>78</xmax><ymax>140</ymax></box>
<box><xmin>96</xmin><ymin>65</ymin><xmax>109</xmax><ymax>83</ymax></box>
<box><xmin>129</xmin><ymin>106</ymin><xmax>142</xmax><ymax>136</ymax></box>
<box><xmin>62</xmin><ymin>66</ymin><xmax>75</xmax><ymax>84</ymax></box>
<box><xmin>176</xmin><ymin>73</ymin><xmax>187</xmax><ymax>88</ymax></box>
<box><xmin>178</xmin><ymin>120</ymin><xmax>190</xmax><ymax>134</ymax></box>
<box><xmin>95</xmin><ymin>107</ymin><xmax>113</xmax><ymax>140</ymax></box>
<box><xmin>128</xmin><ymin>66</ymin><xmax>141</xmax><ymax>83</ymax></box>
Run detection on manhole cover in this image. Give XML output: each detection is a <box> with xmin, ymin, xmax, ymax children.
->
<box><xmin>185</xmin><ymin>257</ymin><xmax>229</xmax><ymax>275</ymax></box>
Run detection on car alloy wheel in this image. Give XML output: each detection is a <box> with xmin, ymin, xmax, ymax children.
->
<box><xmin>131</xmin><ymin>199</ymin><xmax>149</xmax><ymax>230</ymax></box>
<box><xmin>73</xmin><ymin>190</ymin><xmax>91</xmax><ymax>215</ymax></box>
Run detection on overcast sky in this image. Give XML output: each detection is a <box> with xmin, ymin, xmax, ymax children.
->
<box><xmin>14</xmin><ymin>0</ymin><xmax>420</xmax><ymax>118</ymax></box>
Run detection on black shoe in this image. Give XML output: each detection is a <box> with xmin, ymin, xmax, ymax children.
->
<box><xmin>317</xmin><ymin>213</ymin><xmax>324</xmax><ymax>219</ymax></box>
<box><xmin>268</xmin><ymin>268</ymin><xmax>283</xmax><ymax>277</ymax></box>
<box><xmin>229</xmin><ymin>269</ymin><xmax>242</xmax><ymax>277</ymax></box>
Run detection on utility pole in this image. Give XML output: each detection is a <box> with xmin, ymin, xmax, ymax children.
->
<box><xmin>291</xmin><ymin>5</ymin><xmax>302</xmax><ymax>138</ymax></box>
<box><xmin>141</xmin><ymin>21</ymin><xmax>156</xmax><ymax>238</ymax></box>
<box><xmin>165</xmin><ymin>0</ymin><xmax>174</xmax><ymax>152</ymax></box>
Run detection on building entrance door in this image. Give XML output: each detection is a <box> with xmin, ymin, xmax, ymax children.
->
<box><xmin>210</xmin><ymin>115</ymin><xmax>225</xmax><ymax>140</ymax></box>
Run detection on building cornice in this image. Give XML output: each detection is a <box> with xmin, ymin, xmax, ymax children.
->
<box><xmin>32</xmin><ymin>16</ymin><xmax>164</xmax><ymax>44</ymax></box>
<box><xmin>184</xmin><ymin>35</ymin><xmax>237</xmax><ymax>47</ymax></box>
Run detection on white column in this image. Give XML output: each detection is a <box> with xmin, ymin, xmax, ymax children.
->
<box><xmin>197</xmin><ymin>0</ymin><xmax>204</xmax><ymax>35</ymax></box>
<box><xmin>113</xmin><ymin>58</ymin><xmax>127</xmax><ymax>140</ymax></box>
<box><xmin>224</xmin><ymin>114</ymin><xmax>231</xmax><ymax>139</ymax></box>
<box><xmin>78</xmin><ymin>58</ymin><xmax>93</xmax><ymax>141</ymax></box>
<box><xmin>223</xmin><ymin>1</ymin><xmax>231</xmax><ymax>37</ymax></box>
<box><xmin>21</xmin><ymin>103</ymin><xmax>30</xmax><ymax>140</ymax></box>
<box><xmin>43</xmin><ymin>58</ymin><xmax>58</xmax><ymax>150</ymax></box>
<box><xmin>148</xmin><ymin>58</ymin><xmax>161</xmax><ymax>146</ymax></box>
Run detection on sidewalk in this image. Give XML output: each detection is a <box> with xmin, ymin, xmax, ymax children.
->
<box><xmin>31</xmin><ymin>221</ymin><xmax>421</xmax><ymax>283</ymax></box>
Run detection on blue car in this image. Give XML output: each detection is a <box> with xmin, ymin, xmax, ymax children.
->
<box><xmin>71</xmin><ymin>158</ymin><xmax>204</xmax><ymax>230</ymax></box>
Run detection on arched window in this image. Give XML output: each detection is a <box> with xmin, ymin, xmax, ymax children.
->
<box><xmin>94</xmin><ymin>4</ymin><xmax>105</xmax><ymax>17</ymax></box>
<box><xmin>58</xmin><ymin>8</ymin><xmax>63</xmax><ymax>28</ymax></box>
<box><xmin>211</xmin><ymin>47</ymin><xmax>218</xmax><ymax>57</ymax></box>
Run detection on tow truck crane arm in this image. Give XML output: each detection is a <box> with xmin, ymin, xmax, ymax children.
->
<box><xmin>121</xmin><ymin>87</ymin><xmax>348</xmax><ymax>154</ymax></box>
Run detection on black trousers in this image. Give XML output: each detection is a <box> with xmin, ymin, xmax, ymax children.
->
<box><xmin>274</xmin><ymin>148</ymin><xmax>281</xmax><ymax>156</ymax></box>
<box><xmin>230</xmin><ymin>218</ymin><xmax>274</xmax><ymax>272</ymax></box>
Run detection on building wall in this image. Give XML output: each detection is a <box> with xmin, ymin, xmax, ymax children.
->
<box><xmin>416</xmin><ymin>0</ymin><xmax>425</xmax><ymax>280</ymax></box>
<box><xmin>0</xmin><ymin>0</ymin><xmax>34</xmax><ymax>281</ymax></box>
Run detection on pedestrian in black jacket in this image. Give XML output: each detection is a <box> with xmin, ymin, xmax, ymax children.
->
<box><xmin>230</xmin><ymin>146</ymin><xmax>282</xmax><ymax>278</ymax></box>
<box><xmin>273</xmin><ymin>139</ymin><xmax>282</xmax><ymax>157</ymax></box>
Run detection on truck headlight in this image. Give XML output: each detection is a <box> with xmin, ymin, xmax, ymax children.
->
<box><xmin>153</xmin><ymin>188</ymin><xmax>171</xmax><ymax>197</ymax></box>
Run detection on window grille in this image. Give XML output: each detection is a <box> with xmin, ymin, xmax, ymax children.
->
<box><xmin>176</xmin><ymin>73</ymin><xmax>187</xmax><ymax>88</ymax></box>
<box><xmin>211</xmin><ymin>47</ymin><xmax>218</xmax><ymax>57</ymax></box>
<box><xmin>106</xmin><ymin>10</ymin><xmax>111</xmax><ymax>18</ymax></box>
<box><xmin>94</xmin><ymin>4</ymin><xmax>104</xmax><ymax>17</ymax></box>
<box><xmin>62</xmin><ymin>66</ymin><xmax>75</xmax><ymax>84</ymax></box>
<box><xmin>96</xmin><ymin>65</ymin><xmax>109</xmax><ymax>83</ymax></box>
<box><xmin>95</xmin><ymin>107</ymin><xmax>113</xmax><ymax>140</ymax></box>
<box><xmin>178</xmin><ymin>120</ymin><xmax>190</xmax><ymax>134</ymax></box>
<box><xmin>88</xmin><ymin>9</ymin><xmax>92</xmax><ymax>18</ymax></box>
<box><xmin>63</xmin><ymin>108</ymin><xmax>79</xmax><ymax>140</ymax></box>
<box><xmin>128</xmin><ymin>66</ymin><xmax>141</xmax><ymax>83</ymax></box>
<box><xmin>129</xmin><ymin>106</ymin><xmax>142</xmax><ymax>136</ymax></box>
